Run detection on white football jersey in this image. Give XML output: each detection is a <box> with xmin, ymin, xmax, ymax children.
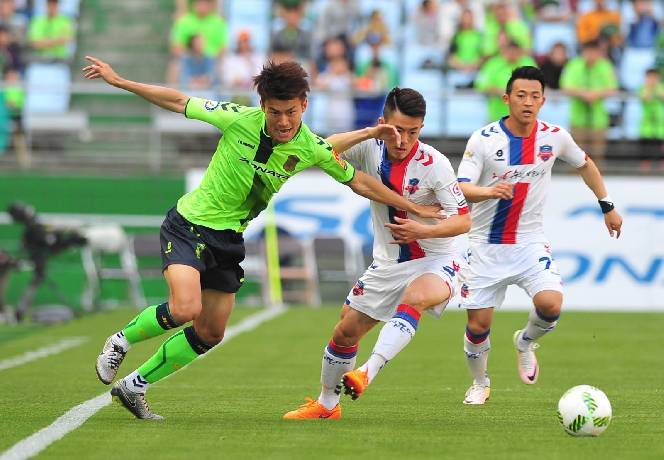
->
<box><xmin>345</xmin><ymin>139</ymin><xmax>468</xmax><ymax>265</ymax></box>
<box><xmin>458</xmin><ymin>118</ymin><xmax>587</xmax><ymax>245</ymax></box>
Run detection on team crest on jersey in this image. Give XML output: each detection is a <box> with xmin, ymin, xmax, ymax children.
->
<box><xmin>464</xmin><ymin>150</ymin><xmax>473</xmax><ymax>158</ymax></box>
<box><xmin>405</xmin><ymin>178</ymin><xmax>420</xmax><ymax>194</ymax></box>
<box><xmin>460</xmin><ymin>283</ymin><xmax>469</xmax><ymax>298</ymax></box>
<box><xmin>204</xmin><ymin>100</ymin><xmax>220</xmax><ymax>111</ymax></box>
<box><xmin>332</xmin><ymin>149</ymin><xmax>348</xmax><ymax>170</ymax></box>
<box><xmin>352</xmin><ymin>280</ymin><xmax>365</xmax><ymax>296</ymax></box>
<box><xmin>494</xmin><ymin>149</ymin><xmax>505</xmax><ymax>161</ymax></box>
<box><xmin>283</xmin><ymin>155</ymin><xmax>300</xmax><ymax>172</ymax></box>
<box><xmin>538</xmin><ymin>145</ymin><xmax>553</xmax><ymax>162</ymax></box>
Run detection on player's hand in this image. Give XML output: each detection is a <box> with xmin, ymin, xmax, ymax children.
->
<box><xmin>604</xmin><ymin>209</ymin><xmax>622</xmax><ymax>238</ymax></box>
<box><xmin>488</xmin><ymin>182</ymin><xmax>513</xmax><ymax>200</ymax></box>
<box><xmin>369</xmin><ymin>124</ymin><xmax>401</xmax><ymax>147</ymax></box>
<box><xmin>82</xmin><ymin>55</ymin><xmax>122</xmax><ymax>86</ymax></box>
<box><xmin>409</xmin><ymin>203</ymin><xmax>445</xmax><ymax>219</ymax></box>
<box><xmin>385</xmin><ymin>216</ymin><xmax>431</xmax><ymax>243</ymax></box>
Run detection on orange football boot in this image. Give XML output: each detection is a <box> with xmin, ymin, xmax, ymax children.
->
<box><xmin>283</xmin><ymin>397</ymin><xmax>341</xmax><ymax>420</ymax></box>
<box><xmin>342</xmin><ymin>368</ymin><xmax>369</xmax><ymax>400</ymax></box>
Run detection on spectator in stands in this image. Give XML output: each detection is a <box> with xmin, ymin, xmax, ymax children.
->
<box><xmin>475</xmin><ymin>40</ymin><xmax>537</xmax><ymax>121</ymax></box>
<box><xmin>179</xmin><ymin>35</ymin><xmax>215</xmax><ymax>90</ymax></box>
<box><xmin>482</xmin><ymin>1</ymin><xmax>532</xmax><ymax>57</ymax></box>
<box><xmin>0</xmin><ymin>25</ymin><xmax>21</xmax><ymax>74</ymax></box>
<box><xmin>439</xmin><ymin>0</ymin><xmax>485</xmax><ymax>53</ymax></box>
<box><xmin>0</xmin><ymin>0</ymin><xmax>27</xmax><ymax>45</ymax></box>
<box><xmin>315</xmin><ymin>54</ymin><xmax>354</xmax><ymax>133</ymax></box>
<box><xmin>353</xmin><ymin>9</ymin><xmax>391</xmax><ymax>48</ymax></box>
<box><xmin>560</xmin><ymin>39</ymin><xmax>617</xmax><ymax>167</ymax></box>
<box><xmin>534</xmin><ymin>0</ymin><xmax>574</xmax><ymax>22</ymax></box>
<box><xmin>316</xmin><ymin>36</ymin><xmax>351</xmax><ymax>74</ymax></box>
<box><xmin>638</xmin><ymin>68</ymin><xmax>664</xmax><ymax>160</ymax></box>
<box><xmin>539</xmin><ymin>41</ymin><xmax>568</xmax><ymax>89</ymax></box>
<box><xmin>411</xmin><ymin>0</ymin><xmax>441</xmax><ymax>46</ymax></box>
<box><xmin>271</xmin><ymin>3</ymin><xmax>313</xmax><ymax>65</ymax></box>
<box><xmin>314</xmin><ymin>0</ymin><xmax>361</xmax><ymax>48</ymax></box>
<box><xmin>576</xmin><ymin>0</ymin><xmax>621</xmax><ymax>60</ymax></box>
<box><xmin>353</xmin><ymin>40</ymin><xmax>397</xmax><ymax>129</ymax></box>
<box><xmin>269</xmin><ymin>43</ymin><xmax>296</xmax><ymax>65</ymax></box>
<box><xmin>28</xmin><ymin>0</ymin><xmax>73</xmax><ymax>61</ymax></box>
<box><xmin>447</xmin><ymin>8</ymin><xmax>483</xmax><ymax>72</ymax></box>
<box><xmin>627</xmin><ymin>0</ymin><xmax>659</xmax><ymax>49</ymax></box>
<box><xmin>222</xmin><ymin>30</ymin><xmax>265</xmax><ymax>90</ymax></box>
<box><xmin>656</xmin><ymin>23</ymin><xmax>664</xmax><ymax>76</ymax></box>
<box><xmin>3</xmin><ymin>67</ymin><xmax>27</xmax><ymax>165</ymax></box>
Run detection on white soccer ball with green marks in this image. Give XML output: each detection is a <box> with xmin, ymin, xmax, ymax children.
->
<box><xmin>557</xmin><ymin>385</ymin><xmax>612</xmax><ymax>436</ymax></box>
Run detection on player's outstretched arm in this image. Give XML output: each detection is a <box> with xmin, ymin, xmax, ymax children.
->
<box><xmin>82</xmin><ymin>55</ymin><xmax>188</xmax><ymax>114</ymax></box>
<box><xmin>385</xmin><ymin>213</ymin><xmax>471</xmax><ymax>243</ymax></box>
<box><xmin>458</xmin><ymin>181</ymin><xmax>513</xmax><ymax>203</ymax></box>
<box><xmin>576</xmin><ymin>158</ymin><xmax>623</xmax><ymax>238</ymax></box>
<box><xmin>326</xmin><ymin>124</ymin><xmax>400</xmax><ymax>155</ymax></box>
<box><xmin>347</xmin><ymin>171</ymin><xmax>442</xmax><ymax>219</ymax></box>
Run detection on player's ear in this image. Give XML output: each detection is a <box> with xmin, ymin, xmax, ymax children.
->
<box><xmin>300</xmin><ymin>97</ymin><xmax>308</xmax><ymax>113</ymax></box>
<box><xmin>378</xmin><ymin>116</ymin><xmax>385</xmax><ymax>124</ymax></box>
<box><xmin>259</xmin><ymin>99</ymin><xmax>265</xmax><ymax>111</ymax></box>
<box><xmin>502</xmin><ymin>93</ymin><xmax>509</xmax><ymax>105</ymax></box>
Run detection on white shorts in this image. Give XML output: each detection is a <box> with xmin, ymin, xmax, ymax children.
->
<box><xmin>345</xmin><ymin>254</ymin><xmax>463</xmax><ymax>322</ymax></box>
<box><xmin>459</xmin><ymin>241</ymin><xmax>563</xmax><ymax>310</ymax></box>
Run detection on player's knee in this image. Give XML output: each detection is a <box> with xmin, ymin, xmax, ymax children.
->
<box><xmin>195</xmin><ymin>323</ymin><xmax>225</xmax><ymax>346</ymax></box>
<box><xmin>537</xmin><ymin>303</ymin><xmax>562</xmax><ymax>319</ymax></box>
<box><xmin>467</xmin><ymin>317</ymin><xmax>491</xmax><ymax>334</ymax></box>
<box><xmin>400</xmin><ymin>291</ymin><xmax>430</xmax><ymax>312</ymax></box>
<box><xmin>169</xmin><ymin>296</ymin><xmax>202</xmax><ymax>323</ymax></box>
<box><xmin>332</xmin><ymin>324</ymin><xmax>359</xmax><ymax>348</ymax></box>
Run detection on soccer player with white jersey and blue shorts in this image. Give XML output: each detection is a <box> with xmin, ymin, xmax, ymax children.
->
<box><xmin>283</xmin><ymin>88</ymin><xmax>471</xmax><ymax>419</ymax></box>
<box><xmin>387</xmin><ymin>66</ymin><xmax>623</xmax><ymax>405</ymax></box>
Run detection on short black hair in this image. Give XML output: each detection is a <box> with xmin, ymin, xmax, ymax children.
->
<box><xmin>253</xmin><ymin>60</ymin><xmax>310</xmax><ymax>101</ymax></box>
<box><xmin>506</xmin><ymin>66</ymin><xmax>546</xmax><ymax>94</ymax></box>
<box><xmin>581</xmin><ymin>39</ymin><xmax>601</xmax><ymax>50</ymax></box>
<box><xmin>383</xmin><ymin>87</ymin><xmax>426</xmax><ymax>119</ymax></box>
<box><xmin>646</xmin><ymin>67</ymin><xmax>661</xmax><ymax>76</ymax></box>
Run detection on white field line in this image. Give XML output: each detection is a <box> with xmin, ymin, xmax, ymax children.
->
<box><xmin>0</xmin><ymin>337</ymin><xmax>88</xmax><ymax>372</ymax></box>
<box><xmin>0</xmin><ymin>307</ymin><xmax>287</xmax><ymax>460</ymax></box>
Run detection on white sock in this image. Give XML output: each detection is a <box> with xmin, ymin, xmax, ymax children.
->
<box><xmin>123</xmin><ymin>370</ymin><xmax>149</xmax><ymax>394</ymax></box>
<box><xmin>518</xmin><ymin>308</ymin><xmax>559</xmax><ymax>350</ymax></box>
<box><xmin>464</xmin><ymin>328</ymin><xmax>490</xmax><ymax>387</ymax></box>
<box><xmin>111</xmin><ymin>330</ymin><xmax>130</xmax><ymax>351</ymax></box>
<box><xmin>318</xmin><ymin>340</ymin><xmax>357</xmax><ymax>410</ymax></box>
<box><xmin>360</xmin><ymin>304</ymin><xmax>420</xmax><ymax>384</ymax></box>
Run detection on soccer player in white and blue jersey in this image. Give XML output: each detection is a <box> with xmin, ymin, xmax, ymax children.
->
<box><xmin>387</xmin><ymin>67</ymin><xmax>623</xmax><ymax>405</ymax></box>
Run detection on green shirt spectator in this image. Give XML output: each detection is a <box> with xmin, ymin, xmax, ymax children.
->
<box><xmin>171</xmin><ymin>0</ymin><xmax>228</xmax><ymax>58</ymax></box>
<box><xmin>451</xmin><ymin>29</ymin><xmax>483</xmax><ymax>65</ymax></box>
<box><xmin>483</xmin><ymin>2</ymin><xmax>531</xmax><ymax>57</ymax></box>
<box><xmin>639</xmin><ymin>69</ymin><xmax>664</xmax><ymax>139</ymax></box>
<box><xmin>560</xmin><ymin>51</ymin><xmax>617</xmax><ymax>130</ymax></box>
<box><xmin>28</xmin><ymin>2</ymin><xmax>73</xmax><ymax>60</ymax></box>
<box><xmin>475</xmin><ymin>45</ymin><xmax>536</xmax><ymax>120</ymax></box>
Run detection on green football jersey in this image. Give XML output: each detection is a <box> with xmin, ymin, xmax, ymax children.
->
<box><xmin>176</xmin><ymin>97</ymin><xmax>356</xmax><ymax>232</ymax></box>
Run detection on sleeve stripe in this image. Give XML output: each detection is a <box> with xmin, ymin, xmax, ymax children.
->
<box><xmin>341</xmin><ymin>167</ymin><xmax>356</xmax><ymax>184</ymax></box>
<box><xmin>458</xmin><ymin>206</ymin><xmax>469</xmax><ymax>215</ymax></box>
<box><xmin>458</xmin><ymin>178</ymin><xmax>471</xmax><ymax>182</ymax></box>
<box><xmin>183</xmin><ymin>97</ymin><xmax>192</xmax><ymax>119</ymax></box>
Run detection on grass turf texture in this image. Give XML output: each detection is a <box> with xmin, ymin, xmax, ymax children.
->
<box><xmin>1</xmin><ymin>308</ymin><xmax>662</xmax><ymax>459</ymax></box>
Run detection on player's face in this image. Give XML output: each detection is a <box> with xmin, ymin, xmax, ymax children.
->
<box><xmin>380</xmin><ymin>110</ymin><xmax>423</xmax><ymax>161</ymax></box>
<box><xmin>503</xmin><ymin>79</ymin><xmax>545</xmax><ymax>124</ymax></box>
<box><xmin>261</xmin><ymin>97</ymin><xmax>307</xmax><ymax>143</ymax></box>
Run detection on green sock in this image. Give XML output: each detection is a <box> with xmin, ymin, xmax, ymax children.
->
<box><xmin>122</xmin><ymin>302</ymin><xmax>179</xmax><ymax>345</ymax></box>
<box><xmin>137</xmin><ymin>326</ymin><xmax>213</xmax><ymax>384</ymax></box>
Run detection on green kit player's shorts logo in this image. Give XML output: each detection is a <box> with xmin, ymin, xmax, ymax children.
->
<box><xmin>164</xmin><ymin>241</ymin><xmax>173</xmax><ymax>254</ymax></box>
<box><xmin>195</xmin><ymin>243</ymin><xmax>206</xmax><ymax>259</ymax></box>
<box><xmin>283</xmin><ymin>155</ymin><xmax>300</xmax><ymax>172</ymax></box>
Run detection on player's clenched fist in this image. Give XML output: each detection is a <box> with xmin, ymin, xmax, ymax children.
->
<box><xmin>489</xmin><ymin>182</ymin><xmax>514</xmax><ymax>200</ymax></box>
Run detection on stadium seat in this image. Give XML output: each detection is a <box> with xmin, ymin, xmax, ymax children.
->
<box><xmin>533</xmin><ymin>22</ymin><xmax>577</xmax><ymax>56</ymax></box>
<box><xmin>539</xmin><ymin>95</ymin><xmax>570</xmax><ymax>130</ymax></box>
<box><xmin>445</xmin><ymin>92</ymin><xmax>487</xmax><ymax>138</ymax></box>
<box><xmin>33</xmin><ymin>0</ymin><xmax>81</xmax><ymax>17</ymax></box>
<box><xmin>401</xmin><ymin>70</ymin><xmax>445</xmax><ymax>137</ymax></box>
<box><xmin>227</xmin><ymin>0</ymin><xmax>271</xmax><ymax>52</ymax></box>
<box><xmin>577</xmin><ymin>0</ymin><xmax>619</xmax><ymax>14</ymax></box>
<box><xmin>25</xmin><ymin>63</ymin><xmax>71</xmax><ymax>113</ymax></box>
<box><xmin>402</xmin><ymin>43</ymin><xmax>444</xmax><ymax>71</ymax></box>
<box><xmin>306</xmin><ymin>93</ymin><xmax>330</xmax><ymax>134</ymax></box>
<box><xmin>354</xmin><ymin>43</ymin><xmax>399</xmax><ymax>69</ymax></box>
<box><xmin>620</xmin><ymin>48</ymin><xmax>655</xmax><ymax>91</ymax></box>
<box><xmin>359</xmin><ymin>0</ymin><xmax>402</xmax><ymax>33</ymax></box>
<box><xmin>623</xmin><ymin>97</ymin><xmax>642</xmax><ymax>140</ymax></box>
<box><xmin>445</xmin><ymin>70</ymin><xmax>476</xmax><ymax>89</ymax></box>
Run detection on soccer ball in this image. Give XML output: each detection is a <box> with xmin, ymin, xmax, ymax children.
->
<box><xmin>557</xmin><ymin>385</ymin><xmax>612</xmax><ymax>437</ymax></box>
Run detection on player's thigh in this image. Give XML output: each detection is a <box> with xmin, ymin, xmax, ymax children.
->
<box><xmin>402</xmin><ymin>273</ymin><xmax>451</xmax><ymax>312</ymax></box>
<box><xmin>332</xmin><ymin>305</ymin><xmax>379</xmax><ymax>347</ymax></box>
<box><xmin>516</xmin><ymin>243</ymin><xmax>563</xmax><ymax>305</ymax></box>
<box><xmin>344</xmin><ymin>264</ymin><xmax>408</xmax><ymax>322</ymax></box>
<box><xmin>163</xmin><ymin>264</ymin><xmax>203</xmax><ymax>323</ymax></box>
<box><xmin>193</xmin><ymin>289</ymin><xmax>236</xmax><ymax>345</ymax></box>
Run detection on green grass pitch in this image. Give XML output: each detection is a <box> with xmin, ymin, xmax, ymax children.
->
<box><xmin>1</xmin><ymin>307</ymin><xmax>663</xmax><ymax>459</ymax></box>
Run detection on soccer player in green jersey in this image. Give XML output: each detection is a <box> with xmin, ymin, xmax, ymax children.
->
<box><xmin>83</xmin><ymin>55</ymin><xmax>441</xmax><ymax>419</ymax></box>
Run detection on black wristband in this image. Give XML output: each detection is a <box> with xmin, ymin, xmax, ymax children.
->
<box><xmin>599</xmin><ymin>200</ymin><xmax>615</xmax><ymax>214</ymax></box>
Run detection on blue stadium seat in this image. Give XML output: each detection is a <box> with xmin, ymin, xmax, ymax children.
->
<box><xmin>226</xmin><ymin>0</ymin><xmax>271</xmax><ymax>52</ymax></box>
<box><xmin>401</xmin><ymin>70</ymin><xmax>445</xmax><ymax>137</ymax></box>
<box><xmin>402</xmin><ymin>43</ymin><xmax>444</xmax><ymax>71</ymax></box>
<box><xmin>306</xmin><ymin>93</ymin><xmax>330</xmax><ymax>134</ymax></box>
<box><xmin>33</xmin><ymin>0</ymin><xmax>81</xmax><ymax>17</ymax></box>
<box><xmin>359</xmin><ymin>0</ymin><xmax>402</xmax><ymax>37</ymax></box>
<box><xmin>577</xmin><ymin>0</ymin><xmax>619</xmax><ymax>14</ymax></box>
<box><xmin>445</xmin><ymin>93</ymin><xmax>486</xmax><ymax>138</ymax></box>
<box><xmin>445</xmin><ymin>70</ymin><xmax>476</xmax><ymax>89</ymax></box>
<box><xmin>538</xmin><ymin>96</ymin><xmax>570</xmax><ymax>130</ymax></box>
<box><xmin>623</xmin><ymin>97</ymin><xmax>642</xmax><ymax>140</ymax></box>
<box><xmin>620</xmin><ymin>48</ymin><xmax>655</xmax><ymax>91</ymax></box>
<box><xmin>354</xmin><ymin>43</ymin><xmax>399</xmax><ymax>69</ymax></box>
<box><xmin>24</xmin><ymin>63</ymin><xmax>71</xmax><ymax>113</ymax></box>
<box><xmin>533</xmin><ymin>22</ymin><xmax>577</xmax><ymax>56</ymax></box>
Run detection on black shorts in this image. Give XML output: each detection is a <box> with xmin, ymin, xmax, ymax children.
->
<box><xmin>159</xmin><ymin>207</ymin><xmax>245</xmax><ymax>293</ymax></box>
